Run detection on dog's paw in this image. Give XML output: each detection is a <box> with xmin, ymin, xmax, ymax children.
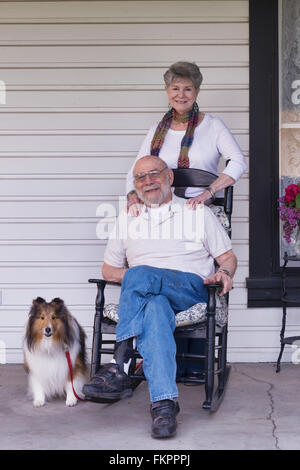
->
<box><xmin>33</xmin><ymin>398</ymin><xmax>46</xmax><ymax>408</ymax></box>
<box><xmin>66</xmin><ymin>395</ymin><xmax>78</xmax><ymax>407</ymax></box>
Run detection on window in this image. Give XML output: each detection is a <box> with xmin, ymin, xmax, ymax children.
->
<box><xmin>247</xmin><ymin>0</ymin><xmax>300</xmax><ymax>307</ymax></box>
<box><xmin>279</xmin><ymin>0</ymin><xmax>300</xmax><ymax>260</ymax></box>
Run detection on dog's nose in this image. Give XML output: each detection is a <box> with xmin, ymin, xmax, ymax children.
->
<box><xmin>45</xmin><ymin>327</ymin><xmax>52</xmax><ymax>334</ymax></box>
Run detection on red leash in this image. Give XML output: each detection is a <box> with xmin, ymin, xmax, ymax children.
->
<box><xmin>65</xmin><ymin>350</ymin><xmax>85</xmax><ymax>401</ymax></box>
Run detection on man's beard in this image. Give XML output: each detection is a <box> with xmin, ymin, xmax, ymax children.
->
<box><xmin>136</xmin><ymin>181</ymin><xmax>171</xmax><ymax>207</ymax></box>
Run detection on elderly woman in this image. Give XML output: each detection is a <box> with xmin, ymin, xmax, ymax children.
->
<box><xmin>125</xmin><ymin>61</ymin><xmax>247</xmax><ymax>380</ymax></box>
<box><xmin>126</xmin><ymin>61</ymin><xmax>247</xmax><ymax>212</ymax></box>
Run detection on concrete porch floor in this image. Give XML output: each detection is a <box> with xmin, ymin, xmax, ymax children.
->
<box><xmin>1</xmin><ymin>363</ymin><xmax>300</xmax><ymax>451</ymax></box>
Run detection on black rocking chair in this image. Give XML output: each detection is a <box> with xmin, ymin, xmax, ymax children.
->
<box><xmin>87</xmin><ymin>167</ymin><xmax>233</xmax><ymax>411</ymax></box>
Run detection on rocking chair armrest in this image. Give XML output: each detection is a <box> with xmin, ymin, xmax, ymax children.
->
<box><xmin>205</xmin><ymin>282</ymin><xmax>222</xmax><ymax>317</ymax></box>
<box><xmin>205</xmin><ymin>282</ymin><xmax>222</xmax><ymax>289</ymax></box>
<box><xmin>88</xmin><ymin>278</ymin><xmax>121</xmax><ymax>288</ymax></box>
<box><xmin>89</xmin><ymin>278</ymin><xmax>106</xmax><ymax>286</ymax></box>
<box><xmin>89</xmin><ymin>278</ymin><xmax>121</xmax><ymax>311</ymax></box>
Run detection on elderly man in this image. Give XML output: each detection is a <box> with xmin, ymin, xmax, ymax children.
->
<box><xmin>83</xmin><ymin>156</ymin><xmax>237</xmax><ymax>439</ymax></box>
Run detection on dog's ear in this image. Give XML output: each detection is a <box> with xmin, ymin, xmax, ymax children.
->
<box><xmin>51</xmin><ymin>298</ymin><xmax>66</xmax><ymax>314</ymax></box>
<box><xmin>29</xmin><ymin>297</ymin><xmax>45</xmax><ymax>317</ymax></box>
<box><xmin>51</xmin><ymin>297</ymin><xmax>64</xmax><ymax>305</ymax></box>
<box><xmin>34</xmin><ymin>297</ymin><xmax>46</xmax><ymax>305</ymax></box>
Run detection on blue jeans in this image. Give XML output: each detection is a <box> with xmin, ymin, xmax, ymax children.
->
<box><xmin>116</xmin><ymin>265</ymin><xmax>208</xmax><ymax>403</ymax></box>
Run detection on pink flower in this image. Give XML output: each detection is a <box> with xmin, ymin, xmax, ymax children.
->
<box><xmin>285</xmin><ymin>184</ymin><xmax>300</xmax><ymax>204</ymax></box>
<box><xmin>279</xmin><ymin>185</ymin><xmax>300</xmax><ymax>243</ymax></box>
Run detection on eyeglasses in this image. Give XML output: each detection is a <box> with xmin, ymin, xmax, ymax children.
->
<box><xmin>134</xmin><ymin>166</ymin><xmax>168</xmax><ymax>183</ymax></box>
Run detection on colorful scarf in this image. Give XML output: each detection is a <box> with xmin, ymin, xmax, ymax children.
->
<box><xmin>150</xmin><ymin>102</ymin><xmax>202</xmax><ymax>168</ymax></box>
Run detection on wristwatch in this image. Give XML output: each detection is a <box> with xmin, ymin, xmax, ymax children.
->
<box><xmin>217</xmin><ymin>268</ymin><xmax>232</xmax><ymax>278</ymax></box>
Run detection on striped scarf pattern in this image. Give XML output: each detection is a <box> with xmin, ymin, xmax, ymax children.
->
<box><xmin>150</xmin><ymin>102</ymin><xmax>200</xmax><ymax>168</ymax></box>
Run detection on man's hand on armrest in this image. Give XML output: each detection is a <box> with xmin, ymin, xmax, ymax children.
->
<box><xmin>102</xmin><ymin>262</ymin><xmax>128</xmax><ymax>284</ymax></box>
<box><xmin>204</xmin><ymin>249</ymin><xmax>237</xmax><ymax>296</ymax></box>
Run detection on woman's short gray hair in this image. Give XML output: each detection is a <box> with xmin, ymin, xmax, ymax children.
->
<box><xmin>163</xmin><ymin>61</ymin><xmax>203</xmax><ymax>89</ymax></box>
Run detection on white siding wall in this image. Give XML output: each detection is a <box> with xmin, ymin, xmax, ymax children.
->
<box><xmin>0</xmin><ymin>0</ymin><xmax>285</xmax><ymax>365</ymax></box>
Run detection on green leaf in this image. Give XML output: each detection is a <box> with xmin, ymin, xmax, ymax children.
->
<box><xmin>296</xmin><ymin>192</ymin><xmax>300</xmax><ymax>208</ymax></box>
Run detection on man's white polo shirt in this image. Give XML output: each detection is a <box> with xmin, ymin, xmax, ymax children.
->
<box><xmin>103</xmin><ymin>194</ymin><xmax>232</xmax><ymax>280</ymax></box>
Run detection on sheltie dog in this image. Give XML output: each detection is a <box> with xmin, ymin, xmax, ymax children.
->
<box><xmin>24</xmin><ymin>297</ymin><xmax>88</xmax><ymax>407</ymax></box>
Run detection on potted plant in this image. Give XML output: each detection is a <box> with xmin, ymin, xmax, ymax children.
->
<box><xmin>279</xmin><ymin>183</ymin><xmax>300</xmax><ymax>255</ymax></box>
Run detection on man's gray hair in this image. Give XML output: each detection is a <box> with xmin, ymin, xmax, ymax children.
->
<box><xmin>163</xmin><ymin>61</ymin><xmax>203</xmax><ymax>89</ymax></box>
